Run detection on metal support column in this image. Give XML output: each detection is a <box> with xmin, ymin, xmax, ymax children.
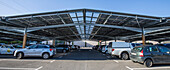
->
<box><xmin>85</xmin><ymin>42</ymin><xmax>87</xmax><ymax>47</ymax></box>
<box><xmin>105</xmin><ymin>41</ymin><xmax>107</xmax><ymax>45</ymax></box>
<box><xmin>52</xmin><ymin>40</ymin><xmax>56</xmax><ymax>47</ymax></box>
<box><xmin>72</xmin><ymin>41</ymin><xmax>74</xmax><ymax>46</ymax></box>
<box><xmin>22</xmin><ymin>28</ymin><xmax>27</xmax><ymax>48</ymax></box>
<box><xmin>142</xmin><ymin>27</ymin><xmax>145</xmax><ymax>45</ymax></box>
<box><xmin>115</xmin><ymin>37</ymin><xmax>117</xmax><ymax>42</ymax></box>
<box><xmin>46</xmin><ymin>41</ymin><xmax>48</xmax><ymax>45</ymax></box>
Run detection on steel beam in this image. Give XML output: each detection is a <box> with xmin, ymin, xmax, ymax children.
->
<box><xmin>90</xmin><ymin>14</ymin><xmax>112</xmax><ymax>40</ymax></box>
<box><xmin>93</xmin><ymin>24</ymin><xmax>142</xmax><ymax>32</ymax></box>
<box><xmin>27</xmin><ymin>24</ymin><xmax>75</xmax><ymax>32</ymax></box>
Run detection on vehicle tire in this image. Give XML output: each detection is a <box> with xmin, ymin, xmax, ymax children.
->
<box><xmin>63</xmin><ymin>50</ymin><xmax>66</xmax><ymax>53</ymax></box>
<box><xmin>42</xmin><ymin>53</ymin><xmax>50</xmax><ymax>59</ymax></box>
<box><xmin>121</xmin><ymin>52</ymin><xmax>129</xmax><ymax>60</ymax></box>
<box><xmin>16</xmin><ymin>52</ymin><xmax>24</xmax><ymax>59</ymax></box>
<box><xmin>144</xmin><ymin>59</ymin><xmax>153</xmax><ymax>67</ymax></box>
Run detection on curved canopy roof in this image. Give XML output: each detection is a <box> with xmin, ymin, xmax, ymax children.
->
<box><xmin>0</xmin><ymin>9</ymin><xmax>170</xmax><ymax>42</ymax></box>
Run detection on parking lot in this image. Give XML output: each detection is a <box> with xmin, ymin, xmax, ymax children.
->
<box><xmin>0</xmin><ymin>48</ymin><xmax>169</xmax><ymax>70</ymax></box>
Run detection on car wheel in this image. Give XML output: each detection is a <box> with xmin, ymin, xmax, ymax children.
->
<box><xmin>16</xmin><ymin>52</ymin><xmax>23</xmax><ymax>59</ymax></box>
<box><xmin>63</xmin><ymin>50</ymin><xmax>66</xmax><ymax>53</ymax></box>
<box><xmin>121</xmin><ymin>53</ymin><xmax>129</xmax><ymax>60</ymax></box>
<box><xmin>42</xmin><ymin>53</ymin><xmax>49</xmax><ymax>59</ymax></box>
<box><xmin>144</xmin><ymin>59</ymin><xmax>153</xmax><ymax>67</ymax></box>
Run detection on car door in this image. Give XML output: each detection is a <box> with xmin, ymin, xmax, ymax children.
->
<box><xmin>0</xmin><ymin>46</ymin><xmax>8</xmax><ymax>54</ymax></box>
<box><xmin>148</xmin><ymin>46</ymin><xmax>163</xmax><ymax>63</ymax></box>
<box><xmin>25</xmin><ymin>45</ymin><xmax>37</xmax><ymax>56</ymax></box>
<box><xmin>6</xmin><ymin>46</ymin><xmax>14</xmax><ymax>54</ymax></box>
<box><xmin>157</xmin><ymin>46</ymin><xmax>170</xmax><ymax>63</ymax></box>
<box><xmin>36</xmin><ymin>45</ymin><xmax>46</xmax><ymax>56</ymax></box>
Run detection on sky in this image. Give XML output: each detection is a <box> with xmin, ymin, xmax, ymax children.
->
<box><xmin>0</xmin><ymin>0</ymin><xmax>170</xmax><ymax>17</ymax></box>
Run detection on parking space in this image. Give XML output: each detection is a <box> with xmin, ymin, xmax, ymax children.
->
<box><xmin>0</xmin><ymin>49</ymin><xmax>169</xmax><ymax>70</ymax></box>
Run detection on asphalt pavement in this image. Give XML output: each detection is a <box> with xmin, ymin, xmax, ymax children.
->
<box><xmin>0</xmin><ymin>49</ymin><xmax>170</xmax><ymax>70</ymax></box>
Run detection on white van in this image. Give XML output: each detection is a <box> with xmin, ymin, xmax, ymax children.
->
<box><xmin>108</xmin><ymin>42</ymin><xmax>141</xmax><ymax>60</ymax></box>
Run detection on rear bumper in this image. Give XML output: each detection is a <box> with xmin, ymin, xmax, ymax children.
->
<box><xmin>110</xmin><ymin>51</ymin><xmax>119</xmax><ymax>56</ymax></box>
<box><xmin>130</xmin><ymin>56</ymin><xmax>145</xmax><ymax>63</ymax></box>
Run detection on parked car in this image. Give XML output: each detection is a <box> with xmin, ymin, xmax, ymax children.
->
<box><xmin>56</xmin><ymin>45</ymin><xmax>70</xmax><ymax>53</ymax></box>
<box><xmin>156</xmin><ymin>43</ymin><xmax>170</xmax><ymax>49</ymax></box>
<box><xmin>74</xmin><ymin>45</ymin><xmax>80</xmax><ymax>49</ymax></box>
<box><xmin>14</xmin><ymin>44</ymin><xmax>56</xmax><ymax>59</ymax></box>
<box><xmin>141</xmin><ymin>43</ymin><xmax>153</xmax><ymax>46</ymax></box>
<box><xmin>98</xmin><ymin>45</ymin><xmax>106</xmax><ymax>52</ymax></box>
<box><xmin>93</xmin><ymin>45</ymin><xmax>100</xmax><ymax>50</ymax></box>
<box><xmin>130</xmin><ymin>45</ymin><xmax>170</xmax><ymax>67</ymax></box>
<box><xmin>102</xmin><ymin>45</ymin><xmax>108</xmax><ymax>54</ymax></box>
<box><xmin>0</xmin><ymin>45</ymin><xmax>16</xmax><ymax>54</ymax></box>
<box><xmin>108</xmin><ymin>42</ymin><xmax>142</xmax><ymax>60</ymax></box>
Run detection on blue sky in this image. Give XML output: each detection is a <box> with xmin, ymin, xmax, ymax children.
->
<box><xmin>0</xmin><ymin>0</ymin><xmax>169</xmax><ymax>17</ymax></box>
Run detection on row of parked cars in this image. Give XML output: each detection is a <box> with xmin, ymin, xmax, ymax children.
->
<box><xmin>93</xmin><ymin>42</ymin><xmax>170</xmax><ymax>67</ymax></box>
<box><xmin>0</xmin><ymin>44</ymin><xmax>80</xmax><ymax>59</ymax></box>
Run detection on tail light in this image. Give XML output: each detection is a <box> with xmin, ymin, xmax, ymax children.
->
<box><xmin>50</xmin><ymin>49</ymin><xmax>53</xmax><ymax>51</ymax></box>
<box><xmin>139</xmin><ymin>50</ymin><xmax>144</xmax><ymax>57</ymax></box>
<box><xmin>112</xmin><ymin>49</ymin><xmax>115</xmax><ymax>51</ymax></box>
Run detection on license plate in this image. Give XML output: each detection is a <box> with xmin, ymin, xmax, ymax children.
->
<box><xmin>131</xmin><ymin>53</ymin><xmax>136</xmax><ymax>55</ymax></box>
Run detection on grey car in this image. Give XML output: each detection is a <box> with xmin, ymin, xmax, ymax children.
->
<box><xmin>130</xmin><ymin>45</ymin><xmax>170</xmax><ymax>67</ymax></box>
<box><xmin>14</xmin><ymin>44</ymin><xmax>56</xmax><ymax>59</ymax></box>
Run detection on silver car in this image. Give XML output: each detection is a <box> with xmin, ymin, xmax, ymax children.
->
<box><xmin>14</xmin><ymin>44</ymin><xmax>56</xmax><ymax>59</ymax></box>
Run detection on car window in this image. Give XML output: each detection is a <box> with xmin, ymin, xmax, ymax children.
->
<box><xmin>157</xmin><ymin>46</ymin><xmax>170</xmax><ymax>53</ymax></box>
<box><xmin>50</xmin><ymin>45</ymin><xmax>55</xmax><ymax>48</ymax></box>
<box><xmin>37</xmin><ymin>45</ymin><xmax>48</xmax><ymax>48</ymax></box>
<box><xmin>108</xmin><ymin>43</ymin><xmax>112</xmax><ymax>48</ymax></box>
<box><xmin>6</xmin><ymin>46</ymin><xmax>14</xmax><ymax>49</ymax></box>
<box><xmin>148</xmin><ymin>46</ymin><xmax>159</xmax><ymax>52</ymax></box>
<box><xmin>29</xmin><ymin>45</ymin><xmax>37</xmax><ymax>49</ymax></box>
<box><xmin>1</xmin><ymin>46</ymin><xmax>6</xmax><ymax>48</ymax></box>
<box><xmin>146</xmin><ymin>47</ymin><xmax>150</xmax><ymax>52</ymax></box>
<box><xmin>131</xmin><ymin>43</ymin><xmax>135</xmax><ymax>48</ymax></box>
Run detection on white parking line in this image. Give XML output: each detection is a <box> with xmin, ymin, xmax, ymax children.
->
<box><xmin>35</xmin><ymin>66</ymin><xmax>43</xmax><ymax>70</ymax></box>
<box><xmin>113</xmin><ymin>60</ymin><xmax>119</xmax><ymax>63</ymax></box>
<box><xmin>126</xmin><ymin>66</ymin><xmax>170</xmax><ymax>70</ymax></box>
<box><xmin>126</xmin><ymin>66</ymin><xmax>133</xmax><ymax>70</ymax></box>
<box><xmin>0</xmin><ymin>67</ymin><xmax>36</xmax><ymax>70</ymax></box>
<box><xmin>50</xmin><ymin>60</ymin><xmax>55</xmax><ymax>63</ymax></box>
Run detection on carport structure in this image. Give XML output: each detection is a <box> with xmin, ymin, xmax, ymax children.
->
<box><xmin>0</xmin><ymin>9</ymin><xmax>170</xmax><ymax>47</ymax></box>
